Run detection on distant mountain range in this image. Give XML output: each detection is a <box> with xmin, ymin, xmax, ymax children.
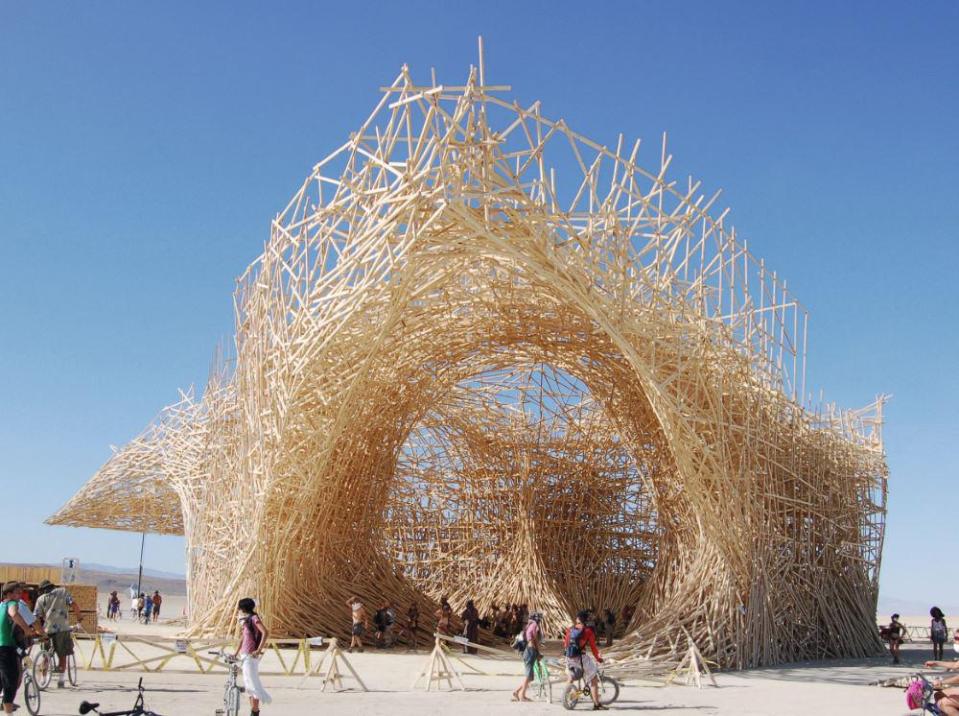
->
<box><xmin>83</xmin><ymin>563</ymin><xmax>185</xmax><ymax>580</ymax></box>
<box><xmin>878</xmin><ymin>596</ymin><xmax>959</xmax><ymax>618</ymax></box>
<box><xmin>80</xmin><ymin>563</ymin><xmax>186</xmax><ymax>596</ymax></box>
<box><xmin>6</xmin><ymin>562</ymin><xmax>186</xmax><ymax>596</ymax></box>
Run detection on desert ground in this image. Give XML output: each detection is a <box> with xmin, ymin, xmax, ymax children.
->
<box><xmin>22</xmin><ymin>599</ymin><xmax>938</xmax><ymax>715</ymax></box>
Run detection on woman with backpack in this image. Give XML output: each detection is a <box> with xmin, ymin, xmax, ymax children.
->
<box><xmin>932</xmin><ymin>607</ymin><xmax>949</xmax><ymax>661</ymax></box>
<box><xmin>233</xmin><ymin>598</ymin><xmax>271</xmax><ymax>716</ymax></box>
<box><xmin>511</xmin><ymin>611</ymin><xmax>543</xmax><ymax>702</ymax></box>
<box><xmin>564</xmin><ymin>610</ymin><xmax>607</xmax><ymax>710</ymax></box>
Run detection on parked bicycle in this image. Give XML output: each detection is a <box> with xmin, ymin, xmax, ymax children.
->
<box><xmin>208</xmin><ymin>649</ymin><xmax>244</xmax><ymax>716</ymax></box>
<box><xmin>16</xmin><ymin>644</ymin><xmax>42</xmax><ymax>715</ymax></box>
<box><xmin>78</xmin><ymin>677</ymin><xmax>161</xmax><ymax>716</ymax></box>
<box><xmin>562</xmin><ymin>662</ymin><xmax>620</xmax><ymax>710</ymax></box>
<box><xmin>33</xmin><ymin>626</ymin><xmax>79</xmax><ymax>689</ymax></box>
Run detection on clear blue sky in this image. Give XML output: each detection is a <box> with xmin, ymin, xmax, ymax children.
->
<box><xmin>1</xmin><ymin>2</ymin><xmax>956</xmax><ymax>610</ymax></box>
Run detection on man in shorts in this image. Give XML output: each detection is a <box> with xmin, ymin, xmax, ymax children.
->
<box><xmin>33</xmin><ymin>579</ymin><xmax>80</xmax><ymax>688</ymax></box>
<box><xmin>346</xmin><ymin>597</ymin><xmax>368</xmax><ymax>653</ymax></box>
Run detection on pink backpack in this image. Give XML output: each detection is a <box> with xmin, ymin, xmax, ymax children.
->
<box><xmin>905</xmin><ymin>678</ymin><xmax>925</xmax><ymax>710</ymax></box>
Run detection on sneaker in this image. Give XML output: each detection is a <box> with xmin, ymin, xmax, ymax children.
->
<box><xmin>592</xmin><ymin>705</ymin><xmax>609</xmax><ymax>711</ymax></box>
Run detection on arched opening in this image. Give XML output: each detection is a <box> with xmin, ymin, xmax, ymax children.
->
<box><xmin>380</xmin><ymin>359</ymin><xmax>667</xmax><ymax>629</ymax></box>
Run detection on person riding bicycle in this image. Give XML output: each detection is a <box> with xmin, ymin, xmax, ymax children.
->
<box><xmin>564</xmin><ymin>610</ymin><xmax>607</xmax><ymax>711</ymax></box>
<box><xmin>32</xmin><ymin>579</ymin><xmax>80</xmax><ymax>689</ymax></box>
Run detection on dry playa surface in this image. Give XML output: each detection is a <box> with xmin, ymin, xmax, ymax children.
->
<box><xmin>33</xmin><ymin>612</ymin><xmax>936</xmax><ymax>716</ymax></box>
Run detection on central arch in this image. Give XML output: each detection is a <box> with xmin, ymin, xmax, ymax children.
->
<box><xmin>381</xmin><ymin>360</ymin><xmax>664</xmax><ymax>630</ymax></box>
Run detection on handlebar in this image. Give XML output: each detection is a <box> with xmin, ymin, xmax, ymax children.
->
<box><xmin>207</xmin><ymin>649</ymin><xmax>239</xmax><ymax>664</ymax></box>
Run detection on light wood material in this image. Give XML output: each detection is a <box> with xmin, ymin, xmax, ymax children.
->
<box><xmin>47</xmin><ymin>51</ymin><xmax>888</xmax><ymax>669</ymax></box>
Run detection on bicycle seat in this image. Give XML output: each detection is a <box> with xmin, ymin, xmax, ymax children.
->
<box><xmin>79</xmin><ymin>701</ymin><xmax>99</xmax><ymax>713</ymax></box>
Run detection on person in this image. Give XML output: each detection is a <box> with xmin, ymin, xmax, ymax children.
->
<box><xmin>403</xmin><ymin>602</ymin><xmax>419</xmax><ymax>649</ymax></box>
<box><xmin>143</xmin><ymin>593</ymin><xmax>153</xmax><ymax>624</ymax></box>
<box><xmin>15</xmin><ymin>583</ymin><xmax>40</xmax><ymax>648</ymax></box>
<box><xmin>373</xmin><ymin>601</ymin><xmax>395</xmax><ymax>648</ymax></box>
<box><xmin>620</xmin><ymin>605</ymin><xmax>635</xmax><ymax>637</ymax></box>
<box><xmin>152</xmin><ymin>591</ymin><xmax>162</xmax><ymax>623</ymax></box>
<box><xmin>346</xmin><ymin>597</ymin><xmax>367</xmax><ymax>653</ymax></box>
<box><xmin>435</xmin><ymin>597</ymin><xmax>453</xmax><ymax>636</ymax></box>
<box><xmin>922</xmin><ymin>637</ymin><xmax>959</xmax><ymax>716</ymax></box>
<box><xmin>110</xmin><ymin>591</ymin><xmax>121</xmax><ymax>621</ymax></box>
<box><xmin>2</xmin><ymin>582</ymin><xmax>43</xmax><ymax>714</ymax></box>
<box><xmin>136</xmin><ymin>593</ymin><xmax>145</xmax><ymax>621</ymax></box>
<box><xmin>604</xmin><ymin>609</ymin><xmax>616</xmax><ymax>647</ymax></box>
<box><xmin>564</xmin><ymin>610</ymin><xmax>607</xmax><ymax>710</ymax></box>
<box><xmin>33</xmin><ymin>579</ymin><xmax>80</xmax><ymax>689</ymax></box>
<box><xmin>129</xmin><ymin>585</ymin><xmax>138</xmax><ymax>620</ymax></box>
<box><xmin>233</xmin><ymin>598</ymin><xmax>270</xmax><ymax>716</ymax></box>
<box><xmin>886</xmin><ymin>613</ymin><xmax>904</xmax><ymax>664</ymax></box>
<box><xmin>932</xmin><ymin>608</ymin><xmax>949</xmax><ymax>661</ymax></box>
<box><xmin>511</xmin><ymin>611</ymin><xmax>543</xmax><ymax>702</ymax></box>
<box><xmin>461</xmin><ymin>600</ymin><xmax>480</xmax><ymax>654</ymax></box>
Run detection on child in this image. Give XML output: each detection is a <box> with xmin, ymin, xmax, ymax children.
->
<box><xmin>932</xmin><ymin>607</ymin><xmax>949</xmax><ymax>661</ymax></box>
<box><xmin>233</xmin><ymin>598</ymin><xmax>271</xmax><ymax>715</ymax></box>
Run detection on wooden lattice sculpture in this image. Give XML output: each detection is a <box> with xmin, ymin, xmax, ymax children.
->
<box><xmin>49</xmin><ymin>54</ymin><xmax>888</xmax><ymax>668</ymax></box>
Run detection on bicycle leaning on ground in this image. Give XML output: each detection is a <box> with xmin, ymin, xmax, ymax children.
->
<box><xmin>208</xmin><ymin>649</ymin><xmax>245</xmax><ymax>716</ymax></box>
<box><xmin>16</xmin><ymin>643</ymin><xmax>42</xmax><ymax>716</ymax></box>
<box><xmin>32</xmin><ymin>626</ymin><xmax>79</xmax><ymax>690</ymax></box>
<box><xmin>562</xmin><ymin>660</ymin><xmax>620</xmax><ymax>710</ymax></box>
<box><xmin>78</xmin><ymin>677</ymin><xmax>162</xmax><ymax>716</ymax></box>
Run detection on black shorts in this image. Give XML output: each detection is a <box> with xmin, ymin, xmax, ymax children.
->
<box><xmin>352</xmin><ymin>623</ymin><xmax>365</xmax><ymax>636</ymax></box>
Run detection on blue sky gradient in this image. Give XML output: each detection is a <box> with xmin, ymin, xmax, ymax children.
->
<box><xmin>1</xmin><ymin>1</ymin><xmax>956</xmax><ymax>610</ymax></box>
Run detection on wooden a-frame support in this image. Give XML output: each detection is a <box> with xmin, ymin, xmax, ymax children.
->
<box><xmin>411</xmin><ymin>636</ymin><xmax>467</xmax><ymax>691</ymax></box>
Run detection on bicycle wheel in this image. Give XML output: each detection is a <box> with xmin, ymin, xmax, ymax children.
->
<box><xmin>225</xmin><ymin>683</ymin><xmax>242</xmax><ymax>716</ymax></box>
<box><xmin>32</xmin><ymin>650</ymin><xmax>52</xmax><ymax>690</ymax></box>
<box><xmin>597</xmin><ymin>675</ymin><xmax>620</xmax><ymax>705</ymax></box>
<box><xmin>67</xmin><ymin>652</ymin><xmax>78</xmax><ymax>686</ymax></box>
<box><xmin>562</xmin><ymin>683</ymin><xmax>582</xmax><ymax>710</ymax></box>
<box><xmin>24</xmin><ymin>676</ymin><xmax>41</xmax><ymax>716</ymax></box>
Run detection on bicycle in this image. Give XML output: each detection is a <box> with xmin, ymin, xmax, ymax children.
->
<box><xmin>532</xmin><ymin>656</ymin><xmax>554</xmax><ymax>703</ymax></box>
<box><xmin>16</xmin><ymin>644</ymin><xmax>42</xmax><ymax>716</ymax></box>
<box><xmin>562</xmin><ymin>661</ymin><xmax>620</xmax><ymax>710</ymax></box>
<box><xmin>78</xmin><ymin>677</ymin><xmax>161</xmax><ymax>715</ymax></box>
<box><xmin>208</xmin><ymin>649</ymin><xmax>244</xmax><ymax>716</ymax></box>
<box><xmin>33</xmin><ymin>627</ymin><xmax>79</xmax><ymax>690</ymax></box>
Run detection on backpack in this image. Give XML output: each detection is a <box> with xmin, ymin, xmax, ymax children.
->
<box><xmin>905</xmin><ymin>678</ymin><xmax>926</xmax><ymax>710</ymax></box>
<box><xmin>243</xmin><ymin>616</ymin><xmax>264</xmax><ymax>651</ymax></box>
<box><xmin>512</xmin><ymin>628</ymin><xmax>528</xmax><ymax>652</ymax></box>
<box><xmin>566</xmin><ymin>626</ymin><xmax>585</xmax><ymax>658</ymax></box>
<box><xmin>932</xmin><ymin>620</ymin><xmax>948</xmax><ymax>641</ymax></box>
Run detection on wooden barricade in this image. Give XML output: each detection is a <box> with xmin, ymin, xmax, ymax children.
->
<box><xmin>71</xmin><ymin>634</ymin><xmax>344</xmax><ymax>677</ymax></box>
<box><xmin>412</xmin><ymin>637</ymin><xmax>466</xmax><ymax>691</ymax></box>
